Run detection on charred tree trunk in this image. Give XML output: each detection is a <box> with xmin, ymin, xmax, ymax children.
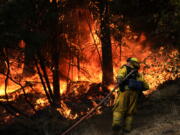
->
<box><xmin>35</xmin><ymin>58</ymin><xmax>54</xmax><ymax>106</ymax></box>
<box><xmin>0</xmin><ymin>48</ymin><xmax>7</xmax><ymax>74</ymax></box>
<box><xmin>51</xmin><ymin>0</ymin><xmax>60</xmax><ymax>106</ymax></box>
<box><xmin>23</xmin><ymin>45</ymin><xmax>36</xmax><ymax>76</ymax></box>
<box><xmin>3</xmin><ymin>49</ymin><xmax>10</xmax><ymax>102</ymax></box>
<box><xmin>52</xmin><ymin>51</ymin><xmax>60</xmax><ymax>106</ymax></box>
<box><xmin>99</xmin><ymin>0</ymin><xmax>113</xmax><ymax>85</ymax></box>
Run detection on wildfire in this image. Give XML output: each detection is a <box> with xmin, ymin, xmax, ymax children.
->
<box><xmin>0</xmin><ymin>13</ymin><xmax>179</xmax><ymax>121</ymax></box>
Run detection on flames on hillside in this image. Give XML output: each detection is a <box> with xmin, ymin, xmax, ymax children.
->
<box><xmin>0</xmin><ymin>11</ymin><xmax>179</xmax><ymax>122</ymax></box>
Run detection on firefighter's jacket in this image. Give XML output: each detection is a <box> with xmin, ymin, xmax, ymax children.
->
<box><xmin>116</xmin><ymin>65</ymin><xmax>149</xmax><ymax>91</ymax></box>
<box><xmin>113</xmin><ymin>65</ymin><xmax>149</xmax><ymax>113</ymax></box>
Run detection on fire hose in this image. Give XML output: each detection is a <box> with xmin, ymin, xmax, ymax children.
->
<box><xmin>60</xmin><ymin>69</ymin><xmax>136</xmax><ymax>135</ymax></box>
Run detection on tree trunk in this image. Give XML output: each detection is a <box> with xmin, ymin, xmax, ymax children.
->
<box><xmin>35</xmin><ymin>58</ymin><xmax>54</xmax><ymax>106</ymax></box>
<box><xmin>51</xmin><ymin>0</ymin><xmax>60</xmax><ymax>106</ymax></box>
<box><xmin>52</xmin><ymin>51</ymin><xmax>60</xmax><ymax>106</ymax></box>
<box><xmin>99</xmin><ymin>0</ymin><xmax>114</xmax><ymax>85</ymax></box>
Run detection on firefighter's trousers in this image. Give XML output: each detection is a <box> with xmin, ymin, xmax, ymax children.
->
<box><xmin>112</xmin><ymin>90</ymin><xmax>138</xmax><ymax>131</ymax></box>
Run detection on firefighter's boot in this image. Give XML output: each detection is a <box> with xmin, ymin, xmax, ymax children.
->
<box><xmin>124</xmin><ymin>115</ymin><xmax>133</xmax><ymax>132</ymax></box>
<box><xmin>112</xmin><ymin>126</ymin><xmax>123</xmax><ymax>135</ymax></box>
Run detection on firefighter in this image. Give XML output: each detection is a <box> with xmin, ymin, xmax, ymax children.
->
<box><xmin>112</xmin><ymin>57</ymin><xmax>149</xmax><ymax>135</ymax></box>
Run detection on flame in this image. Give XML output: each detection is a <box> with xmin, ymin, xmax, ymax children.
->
<box><xmin>19</xmin><ymin>40</ymin><xmax>26</xmax><ymax>48</ymax></box>
<box><xmin>57</xmin><ymin>101</ymin><xmax>78</xmax><ymax>120</ymax></box>
<box><xmin>35</xmin><ymin>98</ymin><xmax>49</xmax><ymax>110</ymax></box>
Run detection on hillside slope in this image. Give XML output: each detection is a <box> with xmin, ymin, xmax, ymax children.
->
<box><xmin>71</xmin><ymin>79</ymin><xmax>180</xmax><ymax>135</ymax></box>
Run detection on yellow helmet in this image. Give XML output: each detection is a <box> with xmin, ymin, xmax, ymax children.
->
<box><xmin>127</xmin><ymin>57</ymin><xmax>139</xmax><ymax>63</ymax></box>
<box><xmin>127</xmin><ymin>57</ymin><xmax>140</xmax><ymax>68</ymax></box>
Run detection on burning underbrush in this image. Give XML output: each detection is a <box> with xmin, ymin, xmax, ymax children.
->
<box><xmin>60</xmin><ymin>82</ymin><xmax>110</xmax><ymax>117</ymax></box>
<box><xmin>0</xmin><ymin>80</ymin><xmax>112</xmax><ymax>124</ymax></box>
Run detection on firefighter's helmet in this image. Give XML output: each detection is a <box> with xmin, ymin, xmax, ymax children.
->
<box><xmin>127</xmin><ymin>57</ymin><xmax>139</xmax><ymax>63</ymax></box>
<box><xmin>127</xmin><ymin>57</ymin><xmax>140</xmax><ymax>68</ymax></box>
